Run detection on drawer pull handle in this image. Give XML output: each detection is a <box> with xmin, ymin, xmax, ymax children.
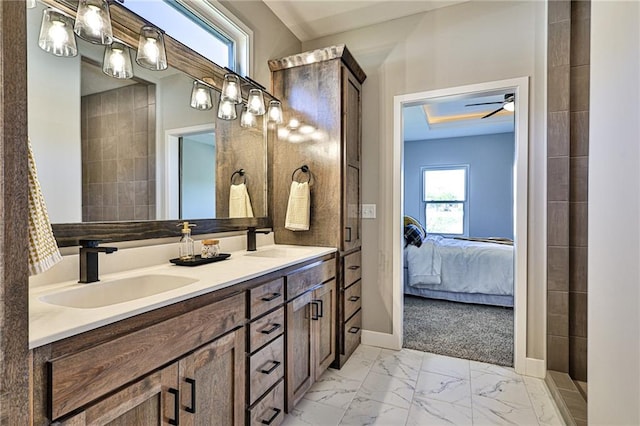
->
<box><xmin>185</xmin><ymin>377</ymin><xmax>196</xmax><ymax>414</ymax></box>
<box><xmin>349</xmin><ymin>296</ymin><xmax>360</xmax><ymax>302</ymax></box>
<box><xmin>261</xmin><ymin>292</ymin><xmax>281</xmax><ymax>302</ymax></box>
<box><xmin>260</xmin><ymin>360</ymin><xmax>281</xmax><ymax>375</ymax></box>
<box><xmin>260</xmin><ymin>323</ymin><xmax>281</xmax><ymax>335</ymax></box>
<box><xmin>348</xmin><ymin>265</ymin><xmax>360</xmax><ymax>270</ymax></box>
<box><xmin>261</xmin><ymin>408</ymin><xmax>282</xmax><ymax>425</ymax></box>
<box><xmin>168</xmin><ymin>388</ymin><xmax>179</xmax><ymax>425</ymax></box>
<box><xmin>345</xmin><ymin>226</ymin><xmax>352</xmax><ymax>242</ymax></box>
<box><xmin>348</xmin><ymin>326</ymin><xmax>360</xmax><ymax>334</ymax></box>
<box><xmin>315</xmin><ymin>299</ymin><xmax>324</xmax><ymax>318</ymax></box>
<box><xmin>310</xmin><ymin>301</ymin><xmax>320</xmax><ymax>321</ymax></box>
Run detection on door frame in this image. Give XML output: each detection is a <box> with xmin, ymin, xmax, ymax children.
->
<box><xmin>391</xmin><ymin>77</ymin><xmax>529</xmax><ymax>373</ymax></box>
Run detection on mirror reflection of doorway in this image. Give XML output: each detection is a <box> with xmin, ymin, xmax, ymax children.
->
<box><xmin>178</xmin><ymin>131</ymin><xmax>216</xmax><ymax>219</ymax></box>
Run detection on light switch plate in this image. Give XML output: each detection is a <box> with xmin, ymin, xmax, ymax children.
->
<box><xmin>362</xmin><ymin>204</ymin><xmax>376</xmax><ymax>219</ymax></box>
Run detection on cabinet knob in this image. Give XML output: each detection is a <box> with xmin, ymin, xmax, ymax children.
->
<box><xmin>348</xmin><ymin>326</ymin><xmax>360</xmax><ymax>334</ymax></box>
<box><xmin>349</xmin><ymin>296</ymin><xmax>360</xmax><ymax>302</ymax></box>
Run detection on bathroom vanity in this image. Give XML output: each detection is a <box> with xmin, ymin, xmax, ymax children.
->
<box><xmin>29</xmin><ymin>246</ymin><xmax>337</xmax><ymax>425</ymax></box>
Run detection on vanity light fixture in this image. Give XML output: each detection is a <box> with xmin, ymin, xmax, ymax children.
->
<box><xmin>136</xmin><ymin>26</ymin><xmax>167</xmax><ymax>71</ymax></box>
<box><xmin>190</xmin><ymin>81</ymin><xmax>213</xmax><ymax>110</ymax></box>
<box><xmin>217</xmin><ymin>99</ymin><xmax>237</xmax><ymax>120</ymax></box>
<box><xmin>38</xmin><ymin>9</ymin><xmax>77</xmax><ymax>57</ymax></box>
<box><xmin>220</xmin><ymin>73</ymin><xmax>242</xmax><ymax>104</ymax></box>
<box><xmin>247</xmin><ymin>88</ymin><xmax>266</xmax><ymax>115</ymax></box>
<box><xmin>102</xmin><ymin>42</ymin><xmax>133</xmax><ymax>79</ymax></box>
<box><xmin>74</xmin><ymin>0</ymin><xmax>113</xmax><ymax>45</ymax></box>
<box><xmin>267</xmin><ymin>100</ymin><xmax>284</xmax><ymax>124</ymax></box>
<box><xmin>240</xmin><ymin>105</ymin><xmax>258</xmax><ymax>128</ymax></box>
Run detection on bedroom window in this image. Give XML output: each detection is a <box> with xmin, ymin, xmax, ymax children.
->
<box><xmin>422</xmin><ymin>166</ymin><xmax>468</xmax><ymax>235</ymax></box>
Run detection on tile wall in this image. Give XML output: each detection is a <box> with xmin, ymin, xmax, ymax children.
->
<box><xmin>547</xmin><ymin>0</ymin><xmax>589</xmax><ymax>385</ymax></box>
<box><xmin>81</xmin><ymin>83</ymin><xmax>156</xmax><ymax>222</ymax></box>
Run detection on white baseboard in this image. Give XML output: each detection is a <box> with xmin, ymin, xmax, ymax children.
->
<box><xmin>361</xmin><ymin>330</ymin><xmax>401</xmax><ymax>350</ymax></box>
<box><xmin>524</xmin><ymin>357</ymin><xmax>546</xmax><ymax>378</ymax></box>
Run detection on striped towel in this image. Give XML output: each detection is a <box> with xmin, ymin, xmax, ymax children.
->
<box><xmin>28</xmin><ymin>138</ymin><xmax>62</xmax><ymax>275</ymax></box>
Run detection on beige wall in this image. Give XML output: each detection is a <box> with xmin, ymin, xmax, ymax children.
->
<box><xmin>303</xmin><ymin>0</ymin><xmax>548</xmax><ymax>359</ymax></box>
<box><xmin>589</xmin><ymin>1</ymin><xmax>640</xmax><ymax>423</ymax></box>
<box><xmin>219</xmin><ymin>0</ymin><xmax>301</xmax><ymax>87</ymax></box>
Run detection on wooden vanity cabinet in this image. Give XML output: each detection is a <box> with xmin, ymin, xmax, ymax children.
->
<box><xmin>285</xmin><ymin>259</ymin><xmax>337</xmax><ymax>412</ymax></box>
<box><xmin>30</xmin><ymin>253</ymin><xmax>336</xmax><ymax>425</ymax></box>
<box><xmin>269</xmin><ymin>45</ymin><xmax>366</xmax><ymax>370</ymax></box>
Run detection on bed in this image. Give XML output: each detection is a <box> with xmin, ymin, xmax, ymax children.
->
<box><xmin>404</xmin><ymin>235</ymin><xmax>514</xmax><ymax>307</ymax></box>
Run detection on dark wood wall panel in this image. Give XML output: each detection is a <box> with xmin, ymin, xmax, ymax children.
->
<box><xmin>0</xmin><ymin>0</ymin><xmax>30</xmax><ymax>423</ymax></box>
<box><xmin>270</xmin><ymin>60</ymin><xmax>342</xmax><ymax>247</ymax></box>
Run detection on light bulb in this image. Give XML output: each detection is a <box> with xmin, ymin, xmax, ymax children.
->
<box><xmin>267</xmin><ymin>100</ymin><xmax>283</xmax><ymax>124</ymax></box>
<box><xmin>143</xmin><ymin>38</ymin><xmax>159</xmax><ymax>64</ymax></box>
<box><xmin>48</xmin><ymin>21</ymin><xmax>69</xmax><ymax>51</ymax></box>
<box><xmin>217</xmin><ymin>99</ymin><xmax>237</xmax><ymax>120</ymax></box>
<box><xmin>84</xmin><ymin>5</ymin><xmax>103</xmax><ymax>35</ymax></box>
<box><xmin>240</xmin><ymin>106</ymin><xmax>257</xmax><ymax>128</ymax></box>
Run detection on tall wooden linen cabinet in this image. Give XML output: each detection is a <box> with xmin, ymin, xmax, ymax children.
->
<box><xmin>269</xmin><ymin>45</ymin><xmax>366</xmax><ymax>370</ymax></box>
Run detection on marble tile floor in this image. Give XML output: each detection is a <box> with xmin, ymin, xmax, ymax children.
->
<box><xmin>282</xmin><ymin>345</ymin><xmax>565</xmax><ymax>426</ymax></box>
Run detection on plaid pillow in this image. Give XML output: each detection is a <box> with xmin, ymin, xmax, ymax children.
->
<box><xmin>404</xmin><ymin>223</ymin><xmax>424</xmax><ymax>248</ymax></box>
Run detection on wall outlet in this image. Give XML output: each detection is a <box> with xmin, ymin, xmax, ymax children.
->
<box><xmin>362</xmin><ymin>204</ymin><xmax>376</xmax><ymax>219</ymax></box>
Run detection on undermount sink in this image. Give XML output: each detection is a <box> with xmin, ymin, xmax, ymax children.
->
<box><xmin>40</xmin><ymin>274</ymin><xmax>199</xmax><ymax>309</ymax></box>
<box><xmin>244</xmin><ymin>248</ymin><xmax>303</xmax><ymax>258</ymax></box>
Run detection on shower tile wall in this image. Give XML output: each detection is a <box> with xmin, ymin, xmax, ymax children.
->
<box><xmin>81</xmin><ymin>83</ymin><xmax>156</xmax><ymax>222</ymax></box>
<box><xmin>547</xmin><ymin>0</ymin><xmax>589</xmax><ymax>382</ymax></box>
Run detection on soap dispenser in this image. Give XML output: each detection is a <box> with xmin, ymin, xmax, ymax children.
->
<box><xmin>178</xmin><ymin>221</ymin><xmax>196</xmax><ymax>261</ymax></box>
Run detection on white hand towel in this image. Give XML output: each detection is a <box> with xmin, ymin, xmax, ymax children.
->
<box><xmin>229</xmin><ymin>183</ymin><xmax>254</xmax><ymax>218</ymax></box>
<box><xmin>285</xmin><ymin>181</ymin><xmax>310</xmax><ymax>231</ymax></box>
<box><xmin>28</xmin><ymin>138</ymin><xmax>62</xmax><ymax>275</ymax></box>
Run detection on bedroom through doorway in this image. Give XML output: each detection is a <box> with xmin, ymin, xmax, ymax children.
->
<box><xmin>400</xmin><ymin>84</ymin><xmax>520</xmax><ymax>367</ymax></box>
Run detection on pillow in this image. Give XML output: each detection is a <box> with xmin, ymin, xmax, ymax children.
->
<box><xmin>404</xmin><ymin>223</ymin><xmax>424</xmax><ymax>248</ymax></box>
<box><xmin>403</xmin><ymin>215</ymin><xmax>426</xmax><ymax>238</ymax></box>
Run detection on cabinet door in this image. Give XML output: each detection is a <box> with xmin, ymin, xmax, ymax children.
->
<box><xmin>59</xmin><ymin>363</ymin><xmax>179</xmax><ymax>425</ymax></box>
<box><xmin>342</xmin><ymin>69</ymin><xmax>362</xmax><ymax>251</ymax></box>
<box><xmin>313</xmin><ymin>279</ymin><xmax>336</xmax><ymax>380</ymax></box>
<box><xmin>285</xmin><ymin>291</ymin><xmax>314</xmax><ymax>412</ymax></box>
<box><xmin>179</xmin><ymin>328</ymin><xmax>246</xmax><ymax>426</ymax></box>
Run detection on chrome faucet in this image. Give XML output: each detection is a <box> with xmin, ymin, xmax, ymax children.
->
<box><xmin>79</xmin><ymin>239</ymin><xmax>118</xmax><ymax>283</ymax></box>
<box><xmin>247</xmin><ymin>227</ymin><xmax>271</xmax><ymax>251</ymax></box>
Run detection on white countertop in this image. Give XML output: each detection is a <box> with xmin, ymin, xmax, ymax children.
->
<box><xmin>29</xmin><ymin>244</ymin><xmax>336</xmax><ymax>349</ymax></box>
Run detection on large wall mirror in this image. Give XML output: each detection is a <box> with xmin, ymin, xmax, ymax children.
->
<box><xmin>27</xmin><ymin>0</ymin><xmax>270</xmax><ymax>246</ymax></box>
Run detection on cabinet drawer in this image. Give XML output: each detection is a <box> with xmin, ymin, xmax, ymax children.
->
<box><xmin>343</xmin><ymin>250</ymin><xmax>361</xmax><ymax>288</ymax></box>
<box><xmin>48</xmin><ymin>292</ymin><xmax>245</xmax><ymax>421</ymax></box>
<box><xmin>249</xmin><ymin>335</ymin><xmax>284</xmax><ymax>405</ymax></box>
<box><xmin>249</xmin><ymin>306</ymin><xmax>284</xmax><ymax>352</ymax></box>
<box><xmin>344</xmin><ymin>281</ymin><xmax>361</xmax><ymax>321</ymax></box>
<box><xmin>287</xmin><ymin>259</ymin><xmax>336</xmax><ymax>300</ymax></box>
<box><xmin>344</xmin><ymin>309</ymin><xmax>361</xmax><ymax>359</ymax></box>
<box><xmin>248</xmin><ymin>380</ymin><xmax>284</xmax><ymax>426</ymax></box>
<box><xmin>249</xmin><ymin>278</ymin><xmax>284</xmax><ymax>319</ymax></box>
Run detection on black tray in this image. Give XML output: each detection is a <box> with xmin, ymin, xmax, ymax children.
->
<box><xmin>169</xmin><ymin>253</ymin><xmax>231</xmax><ymax>266</ymax></box>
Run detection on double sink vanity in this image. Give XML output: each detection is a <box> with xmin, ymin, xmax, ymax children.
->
<box><xmin>30</xmin><ymin>241</ymin><xmax>357</xmax><ymax>425</ymax></box>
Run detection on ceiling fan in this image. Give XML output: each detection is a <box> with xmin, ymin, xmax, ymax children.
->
<box><xmin>465</xmin><ymin>93</ymin><xmax>515</xmax><ymax>119</ymax></box>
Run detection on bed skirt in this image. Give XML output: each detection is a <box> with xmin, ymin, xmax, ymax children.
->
<box><xmin>403</xmin><ymin>267</ymin><xmax>514</xmax><ymax>307</ymax></box>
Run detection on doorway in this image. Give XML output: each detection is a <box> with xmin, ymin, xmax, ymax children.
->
<box><xmin>402</xmin><ymin>92</ymin><xmax>516</xmax><ymax>366</ymax></box>
<box><xmin>391</xmin><ymin>77</ymin><xmax>529</xmax><ymax>373</ymax></box>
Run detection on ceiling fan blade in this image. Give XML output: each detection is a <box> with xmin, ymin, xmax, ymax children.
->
<box><xmin>481</xmin><ymin>107</ymin><xmax>504</xmax><ymax>119</ymax></box>
<box><xmin>465</xmin><ymin>101</ymin><xmax>503</xmax><ymax>107</ymax></box>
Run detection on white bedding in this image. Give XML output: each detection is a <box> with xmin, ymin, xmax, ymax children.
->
<box><xmin>406</xmin><ymin>235</ymin><xmax>513</xmax><ymax>296</ymax></box>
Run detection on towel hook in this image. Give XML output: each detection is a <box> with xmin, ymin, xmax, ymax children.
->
<box><xmin>291</xmin><ymin>165</ymin><xmax>311</xmax><ymax>183</ymax></box>
<box><xmin>230</xmin><ymin>168</ymin><xmax>247</xmax><ymax>184</ymax></box>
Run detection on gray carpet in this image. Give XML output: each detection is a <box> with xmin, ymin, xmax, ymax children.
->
<box><xmin>403</xmin><ymin>295</ymin><xmax>514</xmax><ymax>366</ymax></box>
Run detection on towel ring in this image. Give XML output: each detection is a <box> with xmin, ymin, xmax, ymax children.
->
<box><xmin>292</xmin><ymin>165</ymin><xmax>311</xmax><ymax>183</ymax></box>
<box><xmin>230</xmin><ymin>169</ymin><xmax>247</xmax><ymax>185</ymax></box>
